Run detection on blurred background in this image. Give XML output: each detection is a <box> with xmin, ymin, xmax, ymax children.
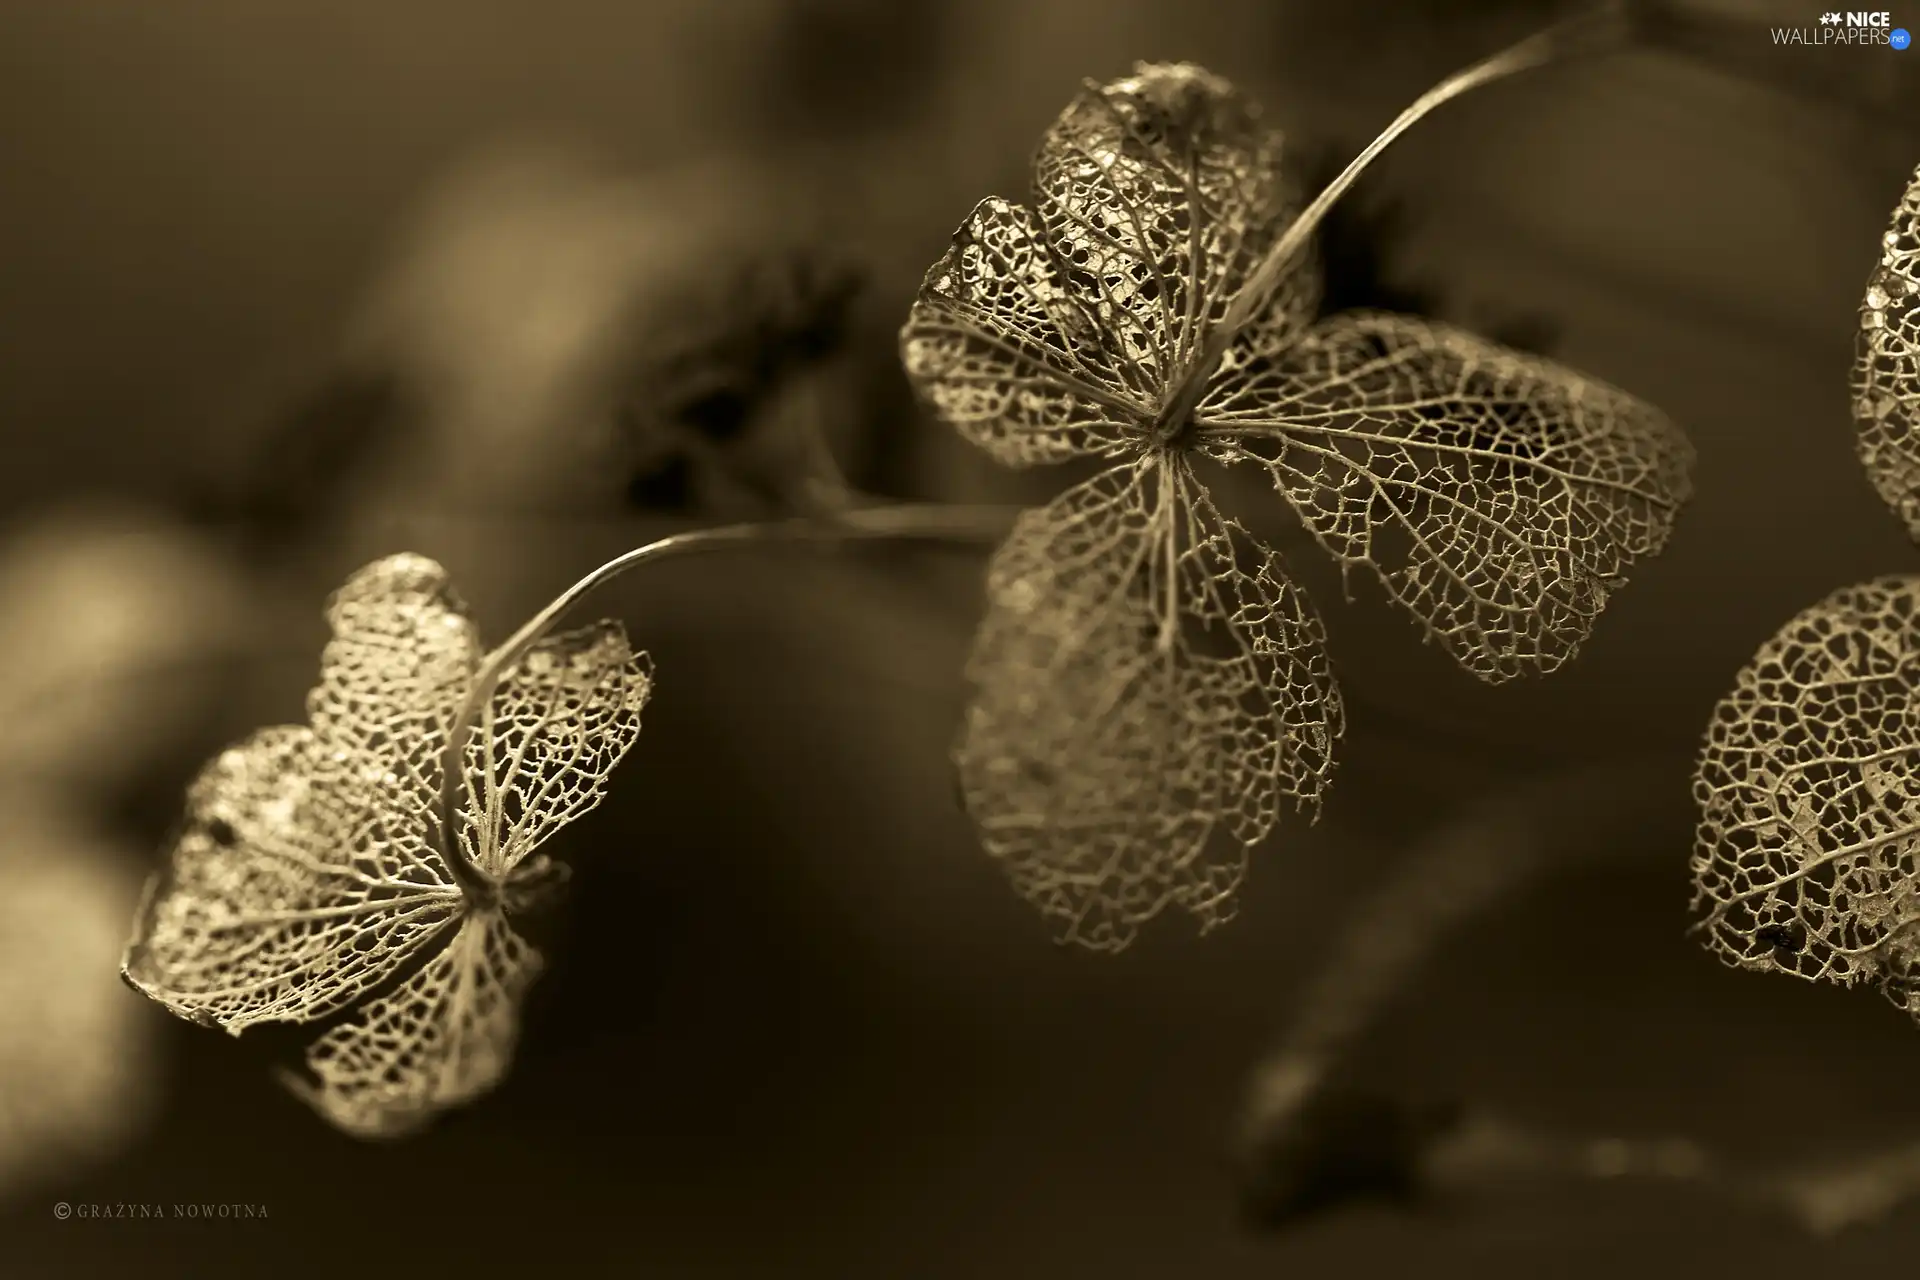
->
<box><xmin>1</xmin><ymin>0</ymin><xmax>1918</xmax><ymax>1275</ymax></box>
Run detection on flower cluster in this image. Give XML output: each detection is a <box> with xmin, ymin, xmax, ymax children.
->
<box><xmin>903</xmin><ymin>62</ymin><xmax>1693</xmax><ymax>948</ymax></box>
<box><xmin>122</xmin><ymin>555</ymin><xmax>651</xmax><ymax>1136</ymax></box>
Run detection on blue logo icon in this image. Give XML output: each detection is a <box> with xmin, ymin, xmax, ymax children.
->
<box><xmin>1894</xmin><ymin>27</ymin><xmax>1913</xmax><ymax>49</ymax></box>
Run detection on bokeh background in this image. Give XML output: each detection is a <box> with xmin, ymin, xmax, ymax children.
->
<box><xmin>2</xmin><ymin>0</ymin><xmax>1918</xmax><ymax>1275</ymax></box>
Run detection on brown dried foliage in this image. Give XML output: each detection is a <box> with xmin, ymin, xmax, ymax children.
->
<box><xmin>904</xmin><ymin>63</ymin><xmax>1692</xmax><ymax>948</ymax></box>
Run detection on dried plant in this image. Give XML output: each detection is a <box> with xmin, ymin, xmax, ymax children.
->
<box><xmin>902</xmin><ymin>34</ymin><xmax>1694</xmax><ymax>949</ymax></box>
<box><xmin>1693</xmin><ymin>162</ymin><xmax>1920</xmax><ymax>1018</ymax></box>
<box><xmin>115</xmin><ymin>4</ymin><xmax>1705</xmax><ymax>1140</ymax></box>
<box><xmin>123</xmin><ymin>504</ymin><xmax>1011</xmax><ymax>1137</ymax></box>
<box><xmin>1856</xmin><ymin>166</ymin><xmax>1920</xmax><ymax>539</ymax></box>
<box><xmin>121</xmin><ymin>554</ymin><xmax>651</xmax><ymax>1137</ymax></box>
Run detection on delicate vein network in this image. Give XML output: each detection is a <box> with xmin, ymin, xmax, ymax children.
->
<box><xmin>903</xmin><ymin>63</ymin><xmax>1691</xmax><ymax>946</ymax></box>
<box><xmin>1695</xmin><ymin>165</ymin><xmax>1920</xmax><ymax>1020</ymax></box>
<box><xmin>123</xmin><ymin>554</ymin><xmax>651</xmax><ymax>1135</ymax></box>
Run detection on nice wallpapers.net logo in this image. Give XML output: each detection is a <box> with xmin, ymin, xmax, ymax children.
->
<box><xmin>1775</xmin><ymin>11</ymin><xmax>1911</xmax><ymax>46</ymax></box>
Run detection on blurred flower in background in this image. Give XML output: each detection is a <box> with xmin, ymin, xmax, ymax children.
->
<box><xmin>0</xmin><ymin>807</ymin><xmax>155</xmax><ymax>1202</ymax></box>
<box><xmin>340</xmin><ymin>140</ymin><xmax>868</xmax><ymax>522</ymax></box>
<box><xmin>347</xmin><ymin>143</ymin><xmax>780</xmax><ymax>515</ymax></box>
<box><xmin>0</xmin><ymin>506</ymin><xmax>250</xmax><ymax>1204</ymax></box>
<box><xmin>0</xmin><ymin>507</ymin><xmax>252</xmax><ymax>792</ymax></box>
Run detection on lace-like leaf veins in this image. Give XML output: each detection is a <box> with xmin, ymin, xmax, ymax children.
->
<box><xmin>1694</xmin><ymin>167</ymin><xmax>1920</xmax><ymax>1021</ymax></box>
<box><xmin>1856</xmin><ymin>163</ymin><xmax>1920</xmax><ymax>541</ymax></box>
<box><xmin>1693</xmin><ymin>578</ymin><xmax>1920</xmax><ymax>1015</ymax></box>
<box><xmin>1199</xmin><ymin>313</ymin><xmax>1693</xmax><ymax>678</ymax></box>
<box><xmin>961</xmin><ymin>459</ymin><xmax>1339</xmax><ymax>949</ymax></box>
<box><xmin>902</xmin><ymin>62</ymin><xmax>1692</xmax><ymax>948</ymax></box>
<box><xmin>122</xmin><ymin>554</ymin><xmax>651</xmax><ymax>1136</ymax></box>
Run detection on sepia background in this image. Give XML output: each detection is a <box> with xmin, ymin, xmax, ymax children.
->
<box><xmin>2</xmin><ymin>0</ymin><xmax>1918</xmax><ymax>1275</ymax></box>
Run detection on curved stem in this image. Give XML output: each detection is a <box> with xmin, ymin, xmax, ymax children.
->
<box><xmin>434</xmin><ymin>502</ymin><xmax>1019</xmax><ymax>893</ymax></box>
<box><xmin>1154</xmin><ymin>1</ymin><xmax>1636</xmax><ymax>443</ymax></box>
<box><xmin>1232</xmin><ymin>749</ymin><xmax>1920</xmax><ymax>1236</ymax></box>
<box><xmin>1236</xmin><ymin>753</ymin><xmax>1692</xmax><ymax>1212</ymax></box>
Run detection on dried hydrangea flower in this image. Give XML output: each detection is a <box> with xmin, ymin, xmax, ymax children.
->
<box><xmin>122</xmin><ymin>554</ymin><xmax>651</xmax><ymax>1137</ymax></box>
<box><xmin>902</xmin><ymin>56</ymin><xmax>1693</xmax><ymax>950</ymax></box>
<box><xmin>1693</xmin><ymin>163</ymin><xmax>1920</xmax><ymax>1017</ymax></box>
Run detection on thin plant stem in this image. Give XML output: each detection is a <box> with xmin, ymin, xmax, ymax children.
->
<box><xmin>433</xmin><ymin>502</ymin><xmax>1019</xmax><ymax>896</ymax></box>
<box><xmin>1243</xmin><ymin>754</ymin><xmax>1690</xmax><ymax>1124</ymax></box>
<box><xmin>1423</xmin><ymin>1110</ymin><xmax>1920</xmax><ymax>1236</ymax></box>
<box><xmin>1236</xmin><ymin>753</ymin><xmax>1691</xmax><ymax>1212</ymax></box>
<box><xmin>1237</xmin><ymin>749</ymin><xmax>1920</xmax><ymax>1235</ymax></box>
<box><xmin>1154</xmin><ymin>1</ymin><xmax>1636</xmax><ymax>443</ymax></box>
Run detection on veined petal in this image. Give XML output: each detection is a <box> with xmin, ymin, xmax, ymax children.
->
<box><xmin>1199</xmin><ymin>311</ymin><xmax>1692</xmax><ymax>681</ymax></box>
<box><xmin>288</xmin><ymin>908</ymin><xmax>542</xmax><ymax>1139</ymax></box>
<box><xmin>957</xmin><ymin>458</ymin><xmax>1340</xmax><ymax>951</ymax></box>
<box><xmin>1033</xmin><ymin>62</ymin><xmax>1318</xmax><ymax>386</ymax></box>
<box><xmin>1693</xmin><ymin>576</ymin><xmax>1920</xmax><ymax>1020</ymax></box>
<box><xmin>1855</xmin><ymin>163</ymin><xmax>1920</xmax><ymax>541</ymax></box>
<box><xmin>308</xmin><ymin>554</ymin><xmax>481</xmax><ymax>849</ymax></box>
<box><xmin>121</xmin><ymin>727</ymin><xmax>463</xmax><ymax>1033</ymax></box>
<box><xmin>902</xmin><ymin>196</ymin><xmax>1145</xmax><ymax>467</ymax></box>
<box><xmin>460</xmin><ymin>622</ymin><xmax>653</xmax><ymax>878</ymax></box>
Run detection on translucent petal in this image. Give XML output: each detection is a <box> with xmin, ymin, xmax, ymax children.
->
<box><xmin>956</xmin><ymin>458</ymin><xmax>1341</xmax><ymax>951</ymax></box>
<box><xmin>123</xmin><ymin>551</ymin><xmax>656</xmax><ymax>1135</ymax></box>
<box><xmin>459</xmin><ymin>621</ymin><xmax>654</xmax><ymax>878</ymax></box>
<box><xmin>290</xmin><ymin>909</ymin><xmax>542</xmax><ymax>1139</ymax></box>
<box><xmin>1854</xmin><ymin>163</ymin><xmax>1920</xmax><ymax>541</ymax></box>
<box><xmin>901</xmin><ymin>63</ymin><xmax>1322</xmax><ymax>475</ymax></box>
<box><xmin>309</xmin><ymin>553</ymin><xmax>481</xmax><ymax>850</ymax></box>
<box><xmin>1033</xmin><ymin>62</ymin><xmax>1319</xmax><ymax>386</ymax></box>
<box><xmin>121</xmin><ymin>726</ymin><xmax>464</xmax><ymax>1033</ymax></box>
<box><xmin>901</xmin><ymin>196</ymin><xmax>1147</xmax><ymax>467</ymax></box>
<box><xmin>1198</xmin><ymin>311</ymin><xmax>1693</xmax><ymax>681</ymax></box>
<box><xmin>1693</xmin><ymin>576</ymin><xmax>1920</xmax><ymax>1020</ymax></box>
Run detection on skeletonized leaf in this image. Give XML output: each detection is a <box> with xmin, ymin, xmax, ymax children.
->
<box><xmin>1692</xmin><ymin>576</ymin><xmax>1920</xmax><ymax>1016</ymax></box>
<box><xmin>126</xmin><ymin>557</ymin><xmax>480</xmax><ymax>1033</ymax></box>
<box><xmin>460</xmin><ymin>622</ymin><xmax>654</xmax><ymax>879</ymax></box>
<box><xmin>289</xmin><ymin>908</ymin><xmax>543</xmax><ymax>1139</ymax></box>
<box><xmin>901</xmin><ymin>196</ymin><xmax>1145</xmax><ymax>467</ymax></box>
<box><xmin>124</xmin><ymin>553</ymin><xmax>652</xmax><ymax>1135</ymax></box>
<box><xmin>308</xmin><ymin>553</ymin><xmax>480</xmax><ymax>848</ymax></box>
<box><xmin>1032</xmin><ymin>62</ymin><xmax>1317</xmax><ymax>383</ymax></box>
<box><xmin>1199</xmin><ymin>312</ymin><xmax>1694</xmax><ymax>680</ymax></box>
<box><xmin>1855</xmin><ymin>163</ymin><xmax>1920</xmax><ymax>540</ymax></box>
<box><xmin>899</xmin><ymin>62</ymin><xmax>1320</xmax><ymax>471</ymax></box>
<box><xmin>956</xmin><ymin>458</ymin><xmax>1341</xmax><ymax>950</ymax></box>
<box><xmin>123</xmin><ymin>725</ymin><xmax>465</xmax><ymax>1033</ymax></box>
